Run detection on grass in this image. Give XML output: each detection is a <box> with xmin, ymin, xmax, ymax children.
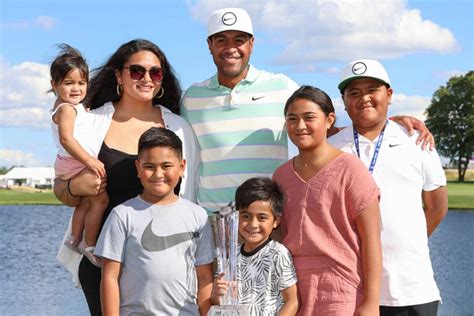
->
<box><xmin>1</xmin><ymin>170</ymin><xmax>473</xmax><ymax>209</ymax></box>
<box><xmin>446</xmin><ymin>181</ymin><xmax>474</xmax><ymax>210</ymax></box>
<box><xmin>444</xmin><ymin>168</ymin><xmax>474</xmax><ymax>181</ymax></box>
<box><xmin>0</xmin><ymin>189</ymin><xmax>61</xmax><ymax>205</ymax></box>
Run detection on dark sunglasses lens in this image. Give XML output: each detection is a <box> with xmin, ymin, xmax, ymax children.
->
<box><xmin>129</xmin><ymin>65</ymin><xmax>146</xmax><ymax>80</ymax></box>
<box><xmin>149</xmin><ymin>67</ymin><xmax>163</xmax><ymax>82</ymax></box>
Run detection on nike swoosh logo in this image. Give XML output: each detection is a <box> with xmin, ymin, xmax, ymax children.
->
<box><xmin>141</xmin><ymin>219</ymin><xmax>200</xmax><ymax>252</ymax></box>
<box><xmin>223</xmin><ymin>17</ymin><xmax>235</xmax><ymax>22</ymax></box>
<box><xmin>389</xmin><ymin>144</ymin><xmax>401</xmax><ymax>147</ymax></box>
<box><xmin>252</xmin><ymin>96</ymin><xmax>265</xmax><ymax>101</ymax></box>
<box><xmin>353</xmin><ymin>66</ymin><xmax>363</xmax><ymax>72</ymax></box>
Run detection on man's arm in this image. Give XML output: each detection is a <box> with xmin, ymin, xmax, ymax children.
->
<box><xmin>390</xmin><ymin>115</ymin><xmax>435</xmax><ymax>150</ymax></box>
<box><xmin>101</xmin><ymin>258</ymin><xmax>121</xmax><ymax>316</ymax></box>
<box><xmin>196</xmin><ymin>262</ymin><xmax>214</xmax><ymax>315</ymax></box>
<box><xmin>328</xmin><ymin>115</ymin><xmax>435</xmax><ymax>150</ymax></box>
<box><xmin>422</xmin><ymin>186</ymin><xmax>448</xmax><ymax>236</ymax></box>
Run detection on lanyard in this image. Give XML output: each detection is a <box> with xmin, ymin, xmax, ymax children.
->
<box><xmin>353</xmin><ymin>120</ymin><xmax>387</xmax><ymax>174</ymax></box>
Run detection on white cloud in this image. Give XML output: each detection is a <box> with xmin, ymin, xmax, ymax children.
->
<box><xmin>0</xmin><ymin>20</ymin><xmax>29</xmax><ymax>30</ymax></box>
<box><xmin>0</xmin><ymin>15</ymin><xmax>56</xmax><ymax>30</ymax></box>
<box><xmin>0</xmin><ymin>149</ymin><xmax>43</xmax><ymax>167</ymax></box>
<box><xmin>189</xmin><ymin>0</ymin><xmax>459</xmax><ymax>65</ymax></box>
<box><xmin>390</xmin><ymin>93</ymin><xmax>431</xmax><ymax>121</ymax></box>
<box><xmin>35</xmin><ymin>16</ymin><xmax>56</xmax><ymax>30</ymax></box>
<box><xmin>434</xmin><ymin>69</ymin><xmax>468</xmax><ymax>82</ymax></box>
<box><xmin>0</xmin><ymin>60</ymin><xmax>54</xmax><ymax>128</ymax></box>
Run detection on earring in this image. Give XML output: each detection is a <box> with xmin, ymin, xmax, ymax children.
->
<box><xmin>156</xmin><ymin>87</ymin><xmax>164</xmax><ymax>99</ymax></box>
<box><xmin>116</xmin><ymin>84</ymin><xmax>123</xmax><ymax>96</ymax></box>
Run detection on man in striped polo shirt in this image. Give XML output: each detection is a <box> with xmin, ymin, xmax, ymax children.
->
<box><xmin>180</xmin><ymin>8</ymin><xmax>433</xmax><ymax>212</ymax></box>
<box><xmin>181</xmin><ymin>8</ymin><xmax>299</xmax><ymax>211</ymax></box>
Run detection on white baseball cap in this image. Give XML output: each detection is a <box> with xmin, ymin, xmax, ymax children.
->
<box><xmin>207</xmin><ymin>8</ymin><xmax>254</xmax><ymax>37</ymax></box>
<box><xmin>338</xmin><ymin>59</ymin><xmax>391</xmax><ymax>92</ymax></box>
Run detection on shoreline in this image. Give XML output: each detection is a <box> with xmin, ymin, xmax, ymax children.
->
<box><xmin>0</xmin><ymin>203</ymin><xmax>473</xmax><ymax>212</ymax></box>
<box><xmin>1</xmin><ymin>180</ymin><xmax>473</xmax><ymax>209</ymax></box>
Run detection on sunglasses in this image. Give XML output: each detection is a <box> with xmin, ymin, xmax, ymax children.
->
<box><xmin>123</xmin><ymin>64</ymin><xmax>164</xmax><ymax>82</ymax></box>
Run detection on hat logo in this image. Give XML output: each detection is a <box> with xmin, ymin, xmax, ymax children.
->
<box><xmin>222</xmin><ymin>12</ymin><xmax>237</xmax><ymax>26</ymax></box>
<box><xmin>352</xmin><ymin>62</ymin><xmax>367</xmax><ymax>75</ymax></box>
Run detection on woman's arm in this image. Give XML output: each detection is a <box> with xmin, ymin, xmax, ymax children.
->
<box><xmin>196</xmin><ymin>262</ymin><xmax>214</xmax><ymax>315</ymax></box>
<box><xmin>54</xmin><ymin>170</ymin><xmax>106</xmax><ymax>206</ymax></box>
<box><xmin>355</xmin><ymin>198</ymin><xmax>382</xmax><ymax>316</ymax></box>
<box><xmin>101</xmin><ymin>258</ymin><xmax>121</xmax><ymax>316</ymax></box>
<box><xmin>278</xmin><ymin>284</ymin><xmax>298</xmax><ymax>316</ymax></box>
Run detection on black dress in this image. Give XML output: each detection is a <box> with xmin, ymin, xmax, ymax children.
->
<box><xmin>78</xmin><ymin>143</ymin><xmax>140</xmax><ymax>316</ymax></box>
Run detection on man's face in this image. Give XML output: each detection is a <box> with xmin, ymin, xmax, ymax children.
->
<box><xmin>342</xmin><ymin>78</ymin><xmax>393</xmax><ymax>130</ymax></box>
<box><xmin>207</xmin><ymin>31</ymin><xmax>254</xmax><ymax>85</ymax></box>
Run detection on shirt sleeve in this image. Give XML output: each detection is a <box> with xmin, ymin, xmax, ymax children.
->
<box><xmin>181</xmin><ymin>119</ymin><xmax>201</xmax><ymax>203</ymax></box>
<box><xmin>422</xmin><ymin>147</ymin><xmax>447</xmax><ymax>191</ymax></box>
<box><xmin>95</xmin><ymin>208</ymin><xmax>127</xmax><ymax>263</ymax></box>
<box><xmin>274</xmin><ymin>245</ymin><xmax>297</xmax><ymax>290</ymax></box>
<box><xmin>344</xmin><ymin>156</ymin><xmax>380</xmax><ymax>220</ymax></box>
<box><xmin>194</xmin><ymin>210</ymin><xmax>216</xmax><ymax>265</ymax></box>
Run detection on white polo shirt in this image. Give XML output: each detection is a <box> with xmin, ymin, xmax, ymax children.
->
<box><xmin>328</xmin><ymin>120</ymin><xmax>446</xmax><ymax>306</ymax></box>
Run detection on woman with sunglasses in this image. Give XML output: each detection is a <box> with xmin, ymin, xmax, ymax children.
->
<box><xmin>53</xmin><ymin>39</ymin><xmax>200</xmax><ymax>315</ymax></box>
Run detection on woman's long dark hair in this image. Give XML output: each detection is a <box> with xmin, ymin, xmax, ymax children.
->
<box><xmin>85</xmin><ymin>39</ymin><xmax>181</xmax><ymax>114</ymax></box>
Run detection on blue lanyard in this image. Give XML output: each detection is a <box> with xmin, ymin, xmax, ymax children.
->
<box><xmin>353</xmin><ymin>121</ymin><xmax>387</xmax><ymax>174</ymax></box>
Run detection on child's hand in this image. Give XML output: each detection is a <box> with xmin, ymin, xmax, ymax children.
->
<box><xmin>211</xmin><ymin>272</ymin><xmax>228</xmax><ymax>305</ymax></box>
<box><xmin>86</xmin><ymin>157</ymin><xmax>106</xmax><ymax>178</ymax></box>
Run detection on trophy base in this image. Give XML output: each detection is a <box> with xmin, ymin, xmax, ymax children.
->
<box><xmin>208</xmin><ymin>305</ymin><xmax>249</xmax><ymax>316</ymax></box>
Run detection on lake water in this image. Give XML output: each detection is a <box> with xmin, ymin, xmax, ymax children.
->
<box><xmin>0</xmin><ymin>206</ymin><xmax>472</xmax><ymax>315</ymax></box>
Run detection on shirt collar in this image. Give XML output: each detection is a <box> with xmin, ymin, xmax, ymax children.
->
<box><xmin>208</xmin><ymin>64</ymin><xmax>258</xmax><ymax>89</ymax></box>
<box><xmin>342</xmin><ymin>119</ymin><xmax>398</xmax><ymax>142</ymax></box>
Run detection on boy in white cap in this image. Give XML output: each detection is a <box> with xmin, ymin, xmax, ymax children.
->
<box><xmin>328</xmin><ymin>59</ymin><xmax>448</xmax><ymax>315</ymax></box>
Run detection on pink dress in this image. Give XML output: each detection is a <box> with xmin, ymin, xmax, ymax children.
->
<box><xmin>273</xmin><ymin>153</ymin><xmax>379</xmax><ymax>315</ymax></box>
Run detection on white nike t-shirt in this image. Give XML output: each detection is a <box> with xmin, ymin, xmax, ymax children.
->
<box><xmin>95</xmin><ymin>195</ymin><xmax>215</xmax><ymax>315</ymax></box>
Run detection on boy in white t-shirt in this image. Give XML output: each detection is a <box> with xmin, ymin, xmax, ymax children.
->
<box><xmin>95</xmin><ymin>127</ymin><xmax>215</xmax><ymax>315</ymax></box>
<box><xmin>329</xmin><ymin>59</ymin><xmax>448</xmax><ymax>315</ymax></box>
<box><xmin>211</xmin><ymin>177</ymin><xmax>298</xmax><ymax>315</ymax></box>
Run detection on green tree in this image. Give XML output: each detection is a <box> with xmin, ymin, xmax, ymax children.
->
<box><xmin>0</xmin><ymin>166</ymin><xmax>13</xmax><ymax>175</ymax></box>
<box><xmin>425</xmin><ymin>71</ymin><xmax>473</xmax><ymax>181</ymax></box>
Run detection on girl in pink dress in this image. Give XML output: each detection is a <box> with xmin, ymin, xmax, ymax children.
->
<box><xmin>273</xmin><ymin>85</ymin><xmax>382</xmax><ymax>316</ymax></box>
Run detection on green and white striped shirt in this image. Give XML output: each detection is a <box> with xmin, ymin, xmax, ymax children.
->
<box><xmin>181</xmin><ymin>65</ymin><xmax>298</xmax><ymax>211</ymax></box>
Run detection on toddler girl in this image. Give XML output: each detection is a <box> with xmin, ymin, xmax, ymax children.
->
<box><xmin>50</xmin><ymin>44</ymin><xmax>108</xmax><ymax>267</ymax></box>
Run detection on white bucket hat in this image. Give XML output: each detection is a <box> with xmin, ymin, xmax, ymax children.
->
<box><xmin>338</xmin><ymin>59</ymin><xmax>391</xmax><ymax>92</ymax></box>
<box><xmin>207</xmin><ymin>8</ymin><xmax>254</xmax><ymax>37</ymax></box>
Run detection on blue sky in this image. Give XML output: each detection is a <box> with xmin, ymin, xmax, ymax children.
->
<box><xmin>0</xmin><ymin>0</ymin><xmax>472</xmax><ymax>167</ymax></box>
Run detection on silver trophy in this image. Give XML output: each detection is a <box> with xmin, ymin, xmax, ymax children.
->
<box><xmin>208</xmin><ymin>202</ymin><xmax>248</xmax><ymax>315</ymax></box>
